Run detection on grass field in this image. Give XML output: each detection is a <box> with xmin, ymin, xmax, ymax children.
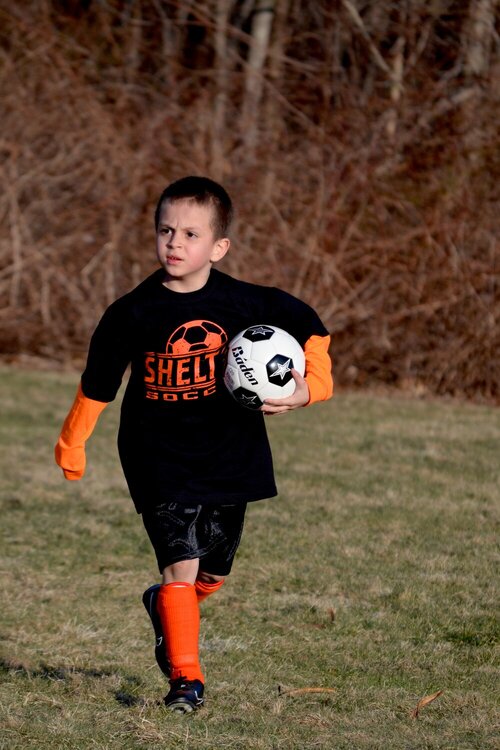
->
<box><xmin>0</xmin><ymin>367</ymin><xmax>498</xmax><ymax>750</ymax></box>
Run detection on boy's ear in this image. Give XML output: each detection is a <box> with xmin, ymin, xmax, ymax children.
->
<box><xmin>211</xmin><ymin>237</ymin><xmax>230</xmax><ymax>263</ymax></box>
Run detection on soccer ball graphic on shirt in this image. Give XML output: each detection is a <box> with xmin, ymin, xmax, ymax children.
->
<box><xmin>166</xmin><ymin>320</ymin><xmax>227</xmax><ymax>355</ymax></box>
<box><xmin>224</xmin><ymin>325</ymin><xmax>305</xmax><ymax>410</ymax></box>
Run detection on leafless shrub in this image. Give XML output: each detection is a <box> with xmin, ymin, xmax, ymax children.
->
<box><xmin>0</xmin><ymin>0</ymin><xmax>498</xmax><ymax>400</ymax></box>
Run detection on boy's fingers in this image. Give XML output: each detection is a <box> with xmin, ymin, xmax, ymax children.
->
<box><xmin>260</xmin><ymin>368</ymin><xmax>309</xmax><ymax>413</ymax></box>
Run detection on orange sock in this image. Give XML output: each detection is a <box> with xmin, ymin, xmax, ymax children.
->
<box><xmin>195</xmin><ymin>578</ymin><xmax>224</xmax><ymax>603</ymax></box>
<box><xmin>156</xmin><ymin>582</ymin><xmax>204</xmax><ymax>683</ymax></box>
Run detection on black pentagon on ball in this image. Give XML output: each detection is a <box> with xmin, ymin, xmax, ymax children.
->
<box><xmin>242</xmin><ymin>325</ymin><xmax>275</xmax><ymax>342</ymax></box>
<box><xmin>169</xmin><ymin>326</ymin><xmax>186</xmax><ymax>344</ymax></box>
<box><xmin>231</xmin><ymin>387</ymin><xmax>263</xmax><ymax>410</ymax></box>
<box><xmin>266</xmin><ymin>354</ymin><xmax>294</xmax><ymax>386</ymax></box>
<box><xmin>184</xmin><ymin>325</ymin><xmax>209</xmax><ymax>344</ymax></box>
<box><xmin>203</xmin><ymin>321</ymin><xmax>223</xmax><ymax>334</ymax></box>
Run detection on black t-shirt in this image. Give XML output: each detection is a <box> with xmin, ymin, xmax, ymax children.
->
<box><xmin>81</xmin><ymin>269</ymin><xmax>328</xmax><ymax>512</ymax></box>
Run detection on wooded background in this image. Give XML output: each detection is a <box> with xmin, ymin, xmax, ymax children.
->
<box><xmin>1</xmin><ymin>0</ymin><xmax>498</xmax><ymax>400</ymax></box>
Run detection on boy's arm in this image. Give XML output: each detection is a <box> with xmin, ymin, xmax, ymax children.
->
<box><xmin>303</xmin><ymin>334</ymin><xmax>334</xmax><ymax>404</ymax></box>
<box><xmin>55</xmin><ymin>383</ymin><xmax>109</xmax><ymax>480</ymax></box>
<box><xmin>262</xmin><ymin>334</ymin><xmax>333</xmax><ymax>415</ymax></box>
<box><xmin>55</xmin><ymin>296</ymin><xmax>133</xmax><ymax>479</ymax></box>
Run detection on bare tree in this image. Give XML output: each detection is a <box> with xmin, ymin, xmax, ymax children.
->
<box><xmin>1</xmin><ymin>0</ymin><xmax>498</xmax><ymax>399</ymax></box>
<box><xmin>461</xmin><ymin>0</ymin><xmax>499</xmax><ymax>159</ymax></box>
<box><xmin>464</xmin><ymin>0</ymin><xmax>498</xmax><ymax>78</ymax></box>
<box><xmin>240</xmin><ymin>0</ymin><xmax>275</xmax><ymax>154</ymax></box>
<box><xmin>211</xmin><ymin>0</ymin><xmax>233</xmax><ymax>177</ymax></box>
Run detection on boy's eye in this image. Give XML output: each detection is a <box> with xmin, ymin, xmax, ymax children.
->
<box><xmin>186</xmin><ymin>232</ymin><xmax>197</xmax><ymax>238</ymax></box>
<box><xmin>160</xmin><ymin>228</ymin><xmax>172</xmax><ymax>235</ymax></box>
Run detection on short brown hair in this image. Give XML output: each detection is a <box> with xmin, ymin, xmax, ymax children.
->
<box><xmin>154</xmin><ymin>176</ymin><xmax>233</xmax><ymax>239</ymax></box>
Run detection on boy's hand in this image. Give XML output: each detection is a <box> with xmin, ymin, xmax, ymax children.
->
<box><xmin>261</xmin><ymin>369</ymin><xmax>310</xmax><ymax>415</ymax></box>
<box><xmin>55</xmin><ymin>440</ymin><xmax>86</xmax><ymax>480</ymax></box>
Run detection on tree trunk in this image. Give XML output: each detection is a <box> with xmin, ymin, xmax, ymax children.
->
<box><xmin>464</xmin><ymin>0</ymin><xmax>498</xmax><ymax>78</ymax></box>
<box><xmin>211</xmin><ymin>0</ymin><xmax>233</xmax><ymax>178</ymax></box>
<box><xmin>462</xmin><ymin>0</ymin><xmax>498</xmax><ymax>160</ymax></box>
<box><xmin>240</xmin><ymin>0</ymin><xmax>275</xmax><ymax>155</ymax></box>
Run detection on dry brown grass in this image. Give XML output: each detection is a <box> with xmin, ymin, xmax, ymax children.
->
<box><xmin>1</xmin><ymin>366</ymin><xmax>499</xmax><ymax>748</ymax></box>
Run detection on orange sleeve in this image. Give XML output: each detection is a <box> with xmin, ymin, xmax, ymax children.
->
<box><xmin>54</xmin><ymin>382</ymin><xmax>108</xmax><ymax>480</ymax></box>
<box><xmin>304</xmin><ymin>334</ymin><xmax>334</xmax><ymax>405</ymax></box>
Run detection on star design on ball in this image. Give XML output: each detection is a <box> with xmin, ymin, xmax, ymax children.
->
<box><xmin>240</xmin><ymin>393</ymin><xmax>260</xmax><ymax>405</ymax></box>
<box><xmin>269</xmin><ymin>357</ymin><xmax>292</xmax><ymax>380</ymax></box>
<box><xmin>247</xmin><ymin>326</ymin><xmax>274</xmax><ymax>337</ymax></box>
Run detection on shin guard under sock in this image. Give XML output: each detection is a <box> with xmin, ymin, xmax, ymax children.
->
<box><xmin>195</xmin><ymin>578</ymin><xmax>224</xmax><ymax>604</ymax></box>
<box><xmin>156</xmin><ymin>582</ymin><xmax>204</xmax><ymax>683</ymax></box>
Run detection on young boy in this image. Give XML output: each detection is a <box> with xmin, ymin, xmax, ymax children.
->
<box><xmin>55</xmin><ymin>176</ymin><xmax>333</xmax><ymax>713</ymax></box>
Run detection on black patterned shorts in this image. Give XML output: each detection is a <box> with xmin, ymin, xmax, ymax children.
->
<box><xmin>141</xmin><ymin>502</ymin><xmax>247</xmax><ymax>576</ymax></box>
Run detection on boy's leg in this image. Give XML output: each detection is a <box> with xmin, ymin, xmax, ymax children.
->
<box><xmin>195</xmin><ymin>570</ymin><xmax>225</xmax><ymax>603</ymax></box>
<box><xmin>142</xmin><ymin>584</ymin><xmax>171</xmax><ymax>677</ymax></box>
<box><xmin>155</xmin><ymin>567</ymin><xmax>227</xmax><ymax>711</ymax></box>
<box><xmin>141</xmin><ymin>502</ymin><xmax>246</xmax><ymax>711</ymax></box>
<box><xmin>158</xmin><ymin>558</ymin><xmax>203</xmax><ymax>683</ymax></box>
<box><xmin>157</xmin><ymin>559</ymin><xmax>205</xmax><ymax>712</ymax></box>
<box><xmin>142</xmin><ymin>571</ymin><xmax>224</xmax><ymax>676</ymax></box>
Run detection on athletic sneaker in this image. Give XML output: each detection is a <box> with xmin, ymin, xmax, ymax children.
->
<box><xmin>142</xmin><ymin>584</ymin><xmax>170</xmax><ymax>678</ymax></box>
<box><xmin>164</xmin><ymin>677</ymin><xmax>204</xmax><ymax>713</ymax></box>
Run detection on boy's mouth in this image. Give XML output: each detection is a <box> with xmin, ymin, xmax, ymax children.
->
<box><xmin>166</xmin><ymin>254</ymin><xmax>182</xmax><ymax>263</ymax></box>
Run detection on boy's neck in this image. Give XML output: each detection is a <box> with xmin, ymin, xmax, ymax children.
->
<box><xmin>161</xmin><ymin>269</ymin><xmax>212</xmax><ymax>293</ymax></box>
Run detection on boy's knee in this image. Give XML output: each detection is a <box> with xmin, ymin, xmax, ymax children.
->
<box><xmin>162</xmin><ymin>558</ymin><xmax>199</xmax><ymax>584</ymax></box>
<box><xmin>197</xmin><ymin>570</ymin><xmax>225</xmax><ymax>584</ymax></box>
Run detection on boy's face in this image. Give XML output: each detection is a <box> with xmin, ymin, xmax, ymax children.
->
<box><xmin>156</xmin><ymin>199</ymin><xmax>229</xmax><ymax>292</ymax></box>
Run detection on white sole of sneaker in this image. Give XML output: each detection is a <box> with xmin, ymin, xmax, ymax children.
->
<box><xmin>166</xmin><ymin>700</ymin><xmax>199</xmax><ymax>714</ymax></box>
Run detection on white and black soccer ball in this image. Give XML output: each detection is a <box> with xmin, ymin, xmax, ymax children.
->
<box><xmin>224</xmin><ymin>325</ymin><xmax>305</xmax><ymax>410</ymax></box>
